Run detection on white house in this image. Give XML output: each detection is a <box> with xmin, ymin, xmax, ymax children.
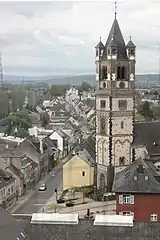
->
<box><xmin>49</xmin><ymin>130</ymin><xmax>68</xmax><ymax>156</ymax></box>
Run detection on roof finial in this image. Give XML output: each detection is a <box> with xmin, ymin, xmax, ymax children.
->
<box><xmin>100</xmin><ymin>37</ymin><xmax>101</xmax><ymax>42</ymax></box>
<box><xmin>114</xmin><ymin>0</ymin><xmax>117</xmax><ymax>19</ymax></box>
<box><xmin>130</xmin><ymin>36</ymin><xmax>132</xmax><ymax>41</ymax></box>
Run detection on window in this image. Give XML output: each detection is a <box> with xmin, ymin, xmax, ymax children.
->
<box><xmin>103</xmin><ymin>82</ymin><xmax>106</xmax><ymax>88</ymax></box>
<box><xmin>121</xmin><ymin>121</ymin><xmax>124</xmax><ymax>129</ymax></box>
<box><xmin>119</xmin><ymin>81</ymin><xmax>125</xmax><ymax>89</ymax></box>
<box><xmin>117</xmin><ymin>67</ymin><xmax>121</xmax><ymax>79</ymax></box>
<box><xmin>7</xmin><ymin>188</ymin><xmax>11</xmax><ymax>196</ymax></box>
<box><xmin>118</xmin><ymin>100</ymin><xmax>127</xmax><ymax>110</ymax></box>
<box><xmin>11</xmin><ymin>186</ymin><xmax>14</xmax><ymax>193</ymax></box>
<box><xmin>130</xmin><ymin>49</ymin><xmax>135</xmax><ymax>55</ymax></box>
<box><xmin>150</xmin><ymin>213</ymin><xmax>157</xmax><ymax>222</ymax></box>
<box><xmin>119</xmin><ymin>157</ymin><xmax>125</xmax><ymax>166</ymax></box>
<box><xmin>122</xmin><ymin>211</ymin><xmax>133</xmax><ymax>216</ymax></box>
<box><xmin>82</xmin><ymin>171</ymin><xmax>85</xmax><ymax>176</ymax></box>
<box><xmin>119</xmin><ymin>194</ymin><xmax>134</xmax><ymax>204</ymax></box>
<box><xmin>100</xmin><ymin>118</ymin><xmax>106</xmax><ymax>134</ymax></box>
<box><xmin>121</xmin><ymin>67</ymin><xmax>125</xmax><ymax>79</ymax></box>
<box><xmin>102</xmin><ymin>66</ymin><xmax>107</xmax><ymax>79</ymax></box>
<box><xmin>96</xmin><ymin>50</ymin><xmax>98</xmax><ymax>56</ymax></box>
<box><xmin>100</xmin><ymin>100</ymin><xmax>106</xmax><ymax>108</ymax></box>
<box><xmin>111</xmin><ymin>48</ymin><xmax>116</xmax><ymax>55</ymax></box>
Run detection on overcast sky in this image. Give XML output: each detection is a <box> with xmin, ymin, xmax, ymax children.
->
<box><xmin>0</xmin><ymin>0</ymin><xmax>160</xmax><ymax>76</ymax></box>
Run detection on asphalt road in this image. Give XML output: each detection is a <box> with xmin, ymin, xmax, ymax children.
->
<box><xmin>15</xmin><ymin>170</ymin><xmax>62</xmax><ymax>214</ymax></box>
<box><xmin>14</xmin><ymin>147</ymin><xmax>79</xmax><ymax>214</ymax></box>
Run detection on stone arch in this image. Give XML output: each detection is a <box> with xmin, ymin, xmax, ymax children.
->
<box><xmin>99</xmin><ymin>173</ymin><xmax>105</xmax><ymax>189</ymax></box>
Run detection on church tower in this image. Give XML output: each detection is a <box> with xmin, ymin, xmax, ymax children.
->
<box><xmin>95</xmin><ymin>7</ymin><xmax>136</xmax><ymax>190</ymax></box>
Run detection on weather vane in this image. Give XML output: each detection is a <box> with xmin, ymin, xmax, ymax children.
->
<box><xmin>115</xmin><ymin>1</ymin><xmax>117</xmax><ymax>19</ymax></box>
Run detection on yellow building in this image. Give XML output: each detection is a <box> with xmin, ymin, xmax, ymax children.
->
<box><xmin>62</xmin><ymin>149</ymin><xmax>95</xmax><ymax>190</ymax></box>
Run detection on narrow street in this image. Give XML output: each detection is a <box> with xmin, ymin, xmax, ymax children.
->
<box><xmin>13</xmin><ymin>147</ymin><xmax>78</xmax><ymax>214</ymax></box>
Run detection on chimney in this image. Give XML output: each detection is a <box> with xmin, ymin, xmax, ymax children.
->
<box><xmin>40</xmin><ymin>139</ymin><xmax>43</xmax><ymax>154</ymax></box>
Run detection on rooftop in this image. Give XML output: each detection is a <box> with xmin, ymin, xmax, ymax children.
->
<box><xmin>13</xmin><ymin>213</ymin><xmax>160</xmax><ymax>240</ymax></box>
<box><xmin>113</xmin><ymin>158</ymin><xmax>160</xmax><ymax>193</ymax></box>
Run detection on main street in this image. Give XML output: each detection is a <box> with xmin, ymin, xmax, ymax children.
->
<box><xmin>14</xmin><ymin>148</ymin><xmax>78</xmax><ymax>214</ymax></box>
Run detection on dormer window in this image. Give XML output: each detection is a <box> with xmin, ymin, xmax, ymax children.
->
<box><xmin>111</xmin><ymin>48</ymin><xmax>116</xmax><ymax>55</ymax></box>
<box><xmin>130</xmin><ymin>49</ymin><xmax>135</xmax><ymax>55</ymax></box>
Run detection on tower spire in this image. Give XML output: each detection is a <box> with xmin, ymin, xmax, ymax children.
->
<box><xmin>114</xmin><ymin>0</ymin><xmax>117</xmax><ymax>19</ymax></box>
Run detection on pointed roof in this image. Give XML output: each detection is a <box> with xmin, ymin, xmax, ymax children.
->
<box><xmin>95</xmin><ymin>37</ymin><xmax>104</xmax><ymax>49</ymax></box>
<box><xmin>126</xmin><ymin>37</ymin><xmax>136</xmax><ymax>48</ymax></box>
<box><xmin>105</xmin><ymin>18</ymin><xmax>127</xmax><ymax>59</ymax></box>
<box><xmin>113</xmin><ymin>158</ymin><xmax>160</xmax><ymax>193</ymax></box>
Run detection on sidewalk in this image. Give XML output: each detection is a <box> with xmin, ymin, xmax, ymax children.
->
<box><xmin>10</xmin><ymin>188</ymin><xmax>37</xmax><ymax>213</ymax></box>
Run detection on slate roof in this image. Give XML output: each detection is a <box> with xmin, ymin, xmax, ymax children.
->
<box><xmin>113</xmin><ymin>158</ymin><xmax>160</xmax><ymax>193</ymax></box>
<box><xmin>95</xmin><ymin>38</ymin><xmax>104</xmax><ymax>49</ymax></box>
<box><xmin>81</xmin><ymin>134</ymin><xmax>96</xmax><ymax>160</ymax></box>
<box><xmin>133</xmin><ymin>122</ymin><xmax>160</xmax><ymax>155</ymax></box>
<box><xmin>9</xmin><ymin>164</ymin><xmax>23</xmax><ymax>179</ymax></box>
<box><xmin>14</xmin><ymin>215</ymin><xmax>160</xmax><ymax>240</ymax></box>
<box><xmin>0</xmin><ymin>206</ymin><xmax>31</xmax><ymax>240</ymax></box>
<box><xmin>104</xmin><ymin>18</ymin><xmax>127</xmax><ymax>59</ymax></box>
<box><xmin>126</xmin><ymin>38</ymin><xmax>136</xmax><ymax>48</ymax></box>
<box><xmin>54</xmin><ymin>111</ymin><xmax>70</xmax><ymax>117</ymax></box>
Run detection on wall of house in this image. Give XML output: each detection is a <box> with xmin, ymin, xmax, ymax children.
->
<box><xmin>0</xmin><ymin>157</ymin><xmax>10</xmax><ymax>169</ymax></box>
<box><xmin>116</xmin><ymin>193</ymin><xmax>160</xmax><ymax>221</ymax></box>
<box><xmin>63</xmin><ymin>155</ymin><xmax>94</xmax><ymax>190</ymax></box>
<box><xmin>6</xmin><ymin>168</ymin><xmax>24</xmax><ymax>196</ymax></box>
<box><xmin>49</xmin><ymin>132</ymin><xmax>63</xmax><ymax>152</ymax></box>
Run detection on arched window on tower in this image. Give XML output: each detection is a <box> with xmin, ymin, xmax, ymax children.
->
<box><xmin>121</xmin><ymin>121</ymin><xmax>124</xmax><ymax>129</ymax></box>
<box><xmin>119</xmin><ymin>157</ymin><xmax>125</xmax><ymax>166</ymax></box>
<box><xmin>130</xmin><ymin>49</ymin><xmax>135</xmax><ymax>55</ymax></box>
<box><xmin>105</xmin><ymin>67</ymin><xmax>107</xmax><ymax>79</ymax></box>
<box><xmin>102</xmin><ymin>66</ymin><xmax>105</xmax><ymax>79</ymax></box>
<box><xmin>100</xmin><ymin>118</ymin><xmax>106</xmax><ymax>134</ymax></box>
<box><xmin>121</xmin><ymin>67</ymin><xmax>125</xmax><ymax>79</ymax></box>
<box><xmin>117</xmin><ymin>67</ymin><xmax>121</xmax><ymax>79</ymax></box>
<box><xmin>103</xmin><ymin>82</ymin><xmax>106</xmax><ymax>88</ymax></box>
<box><xmin>96</xmin><ymin>50</ymin><xmax>98</xmax><ymax>56</ymax></box>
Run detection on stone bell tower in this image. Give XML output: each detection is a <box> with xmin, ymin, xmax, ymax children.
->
<box><xmin>95</xmin><ymin>7</ymin><xmax>136</xmax><ymax>190</ymax></box>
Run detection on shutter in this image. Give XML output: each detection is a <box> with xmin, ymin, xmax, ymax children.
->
<box><xmin>119</xmin><ymin>194</ymin><xmax>123</xmax><ymax>204</ymax></box>
<box><xmin>130</xmin><ymin>195</ymin><xmax>134</xmax><ymax>204</ymax></box>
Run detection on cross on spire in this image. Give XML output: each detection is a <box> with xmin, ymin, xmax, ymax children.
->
<box><xmin>115</xmin><ymin>1</ymin><xmax>117</xmax><ymax>19</ymax></box>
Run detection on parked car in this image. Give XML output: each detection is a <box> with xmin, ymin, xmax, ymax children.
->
<box><xmin>39</xmin><ymin>183</ymin><xmax>47</xmax><ymax>191</ymax></box>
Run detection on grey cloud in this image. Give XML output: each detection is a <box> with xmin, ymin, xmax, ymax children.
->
<box><xmin>0</xmin><ymin>1</ymin><xmax>75</xmax><ymax>18</ymax></box>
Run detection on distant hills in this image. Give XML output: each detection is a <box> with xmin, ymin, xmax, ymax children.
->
<box><xmin>3</xmin><ymin>74</ymin><xmax>160</xmax><ymax>88</ymax></box>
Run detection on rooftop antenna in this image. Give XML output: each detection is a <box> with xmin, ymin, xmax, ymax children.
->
<box><xmin>0</xmin><ymin>52</ymin><xmax>4</xmax><ymax>90</ymax></box>
<box><xmin>114</xmin><ymin>0</ymin><xmax>117</xmax><ymax>19</ymax></box>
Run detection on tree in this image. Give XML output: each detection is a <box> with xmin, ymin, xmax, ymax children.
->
<box><xmin>152</xmin><ymin>106</ymin><xmax>160</xmax><ymax>120</ymax></box>
<box><xmin>79</xmin><ymin>82</ymin><xmax>92</xmax><ymax>92</ymax></box>
<box><xmin>40</xmin><ymin>111</ymin><xmax>50</xmax><ymax>127</ymax></box>
<box><xmin>137</xmin><ymin>101</ymin><xmax>153</xmax><ymax>120</ymax></box>
<box><xmin>1</xmin><ymin>110</ymin><xmax>32</xmax><ymax>137</ymax></box>
<box><xmin>50</xmin><ymin>85</ymin><xmax>68</xmax><ymax>97</ymax></box>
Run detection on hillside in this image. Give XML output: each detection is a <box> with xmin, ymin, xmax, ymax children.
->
<box><xmin>3</xmin><ymin>74</ymin><xmax>160</xmax><ymax>88</ymax></box>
